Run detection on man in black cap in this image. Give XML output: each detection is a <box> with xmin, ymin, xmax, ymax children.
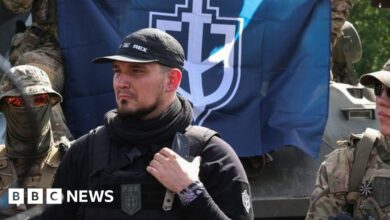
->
<box><xmin>306</xmin><ymin>59</ymin><xmax>390</xmax><ymax>219</ymax></box>
<box><xmin>40</xmin><ymin>28</ymin><xmax>253</xmax><ymax>220</ymax></box>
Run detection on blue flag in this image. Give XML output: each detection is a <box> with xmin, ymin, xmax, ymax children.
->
<box><xmin>57</xmin><ymin>0</ymin><xmax>330</xmax><ymax>157</ymax></box>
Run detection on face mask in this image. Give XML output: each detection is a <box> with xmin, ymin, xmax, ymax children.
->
<box><xmin>2</xmin><ymin>103</ymin><xmax>53</xmax><ymax>158</ymax></box>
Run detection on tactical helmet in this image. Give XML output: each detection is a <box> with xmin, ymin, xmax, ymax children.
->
<box><xmin>0</xmin><ymin>65</ymin><xmax>62</xmax><ymax>106</ymax></box>
<box><xmin>332</xmin><ymin>21</ymin><xmax>362</xmax><ymax>65</ymax></box>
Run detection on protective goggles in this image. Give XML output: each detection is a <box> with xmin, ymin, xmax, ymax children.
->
<box><xmin>5</xmin><ymin>94</ymin><xmax>50</xmax><ymax>107</ymax></box>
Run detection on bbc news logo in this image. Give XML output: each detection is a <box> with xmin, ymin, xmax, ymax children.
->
<box><xmin>8</xmin><ymin>188</ymin><xmax>114</xmax><ymax>205</ymax></box>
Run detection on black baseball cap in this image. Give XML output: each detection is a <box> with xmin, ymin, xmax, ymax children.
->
<box><xmin>93</xmin><ymin>28</ymin><xmax>185</xmax><ymax>70</ymax></box>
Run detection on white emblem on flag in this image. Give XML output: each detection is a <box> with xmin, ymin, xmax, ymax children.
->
<box><xmin>149</xmin><ymin>0</ymin><xmax>243</xmax><ymax>124</ymax></box>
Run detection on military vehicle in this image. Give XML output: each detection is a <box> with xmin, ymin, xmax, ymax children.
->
<box><xmin>249</xmin><ymin>20</ymin><xmax>380</xmax><ymax>219</ymax></box>
<box><xmin>0</xmin><ymin>3</ymin><xmax>380</xmax><ymax>219</ymax></box>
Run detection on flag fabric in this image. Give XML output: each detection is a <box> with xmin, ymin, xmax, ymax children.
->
<box><xmin>57</xmin><ymin>0</ymin><xmax>330</xmax><ymax>157</ymax></box>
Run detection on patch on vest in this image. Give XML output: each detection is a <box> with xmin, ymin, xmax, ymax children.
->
<box><xmin>359</xmin><ymin>181</ymin><xmax>373</xmax><ymax>197</ymax></box>
<box><xmin>372</xmin><ymin>177</ymin><xmax>390</xmax><ymax>207</ymax></box>
<box><xmin>121</xmin><ymin>184</ymin><xmax>141</xmax><ymax>216</ymax></box>
<box><xmin>242</xmin><ymin>189</ymin><xmax>251</xmax><ymax>213</ymax></box>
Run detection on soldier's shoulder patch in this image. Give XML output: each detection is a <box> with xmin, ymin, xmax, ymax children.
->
<box><xmin>241</xmin><ymin>189</ymin><xmax>251</xmax><ymax>214</ymax></box>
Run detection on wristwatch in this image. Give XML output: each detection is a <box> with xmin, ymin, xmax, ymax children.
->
<box><xmin>177</xmin><ymin>181</ymin><xmax>205</xmax><ymax>206</ymax></box>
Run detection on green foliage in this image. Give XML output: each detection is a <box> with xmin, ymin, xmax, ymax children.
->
<box><xmin>349</xmin><ymin>0</ymin><xmax>390</xmax><ymax>76</ymax></box>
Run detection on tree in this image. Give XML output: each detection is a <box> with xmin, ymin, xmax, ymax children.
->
<box><xmin>349</xmin><ymin>0</ymin><xmax>390</xmax><ymax>76</ymax></box>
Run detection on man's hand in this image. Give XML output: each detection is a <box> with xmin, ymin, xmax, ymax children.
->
<box><xmin>146</xmin><ymin>147</ymin><xmax>201</xmax><ymax>193</ymax></box>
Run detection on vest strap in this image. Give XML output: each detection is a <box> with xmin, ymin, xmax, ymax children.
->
<box><xmin>348</xmin><ymin>128</ymin><xmax>379</xmax><ymax>196</ymax></box>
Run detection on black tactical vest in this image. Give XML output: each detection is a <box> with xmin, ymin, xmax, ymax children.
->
<box><xmin>77</xmin><ymin>126</ymin><xmax>218</xmax><ymax>220</ymax></box>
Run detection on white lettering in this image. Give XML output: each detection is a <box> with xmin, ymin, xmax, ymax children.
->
<box><xmin>66</xmin><ymin>190</ymin><xmax>78</xmax><ymax>203</ymax></box>
<box><xmin>27</xmin><ymin>188</ymin><xmax>43</xmax><ymax>204</ymax></box>
<box><xmin>9</xmin><ymin>188</ymin><xmax>114</xmax><ymax>204</ymax></box>
<box><xmin>78</xmin><ymin>190</ymin><xmax>88</xmax><ymax>203</ymax></box>
<box><xmin>9</xmin><ymin>188</ymin><xmax>24</xmax><ymax>205</ymax></box>
<box><xmin>104</xmin><ymin>190</ymin><xmax>114</xmax><ymax>203</ymax></box>
<box><xmin>121</xmin><ymin>42</ymin><xmax>131</xmax><ymax>48</ymax></box>
<box><xmin>88</xmin><ymin>190</ymin><xmax>104</xmax><ymax>202</ymax></box>
<box><xmin>47</xmin><ymin>188</ymin><xmax>62</xmax><ymax>204</ymax></box>
<box><xmin>132</xmin><ymin>44</ymin><xmax>148</xmax><ymax>52</ymax></box>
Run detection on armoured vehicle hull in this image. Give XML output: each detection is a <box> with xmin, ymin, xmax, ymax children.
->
<box><xmin>250</xmin><ymin>82</ymin><xmax>378</xmax><ymax>218</ymax></box>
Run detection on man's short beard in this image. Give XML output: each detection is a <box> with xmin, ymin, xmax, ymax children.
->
<box><xmin>117</xmin><ymin>99</ymin><xmax>159</xmax><ymax>120</ymax></box>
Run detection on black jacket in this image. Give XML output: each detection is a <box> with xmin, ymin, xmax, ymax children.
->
<box><xmin>39</xmin><ymin>126</ymin><xmax>254</xmax><ymax>220</ymax></box>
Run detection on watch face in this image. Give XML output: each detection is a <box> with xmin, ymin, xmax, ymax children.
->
<box><xmin>183</xmin><ymin>191</ymin><xmax>196</xmax><ymax>202</ymax></box>
<box><xmin>178</xmin><ymin>181</ymin><xmax>204</xmax><ymax>206</ymax></box>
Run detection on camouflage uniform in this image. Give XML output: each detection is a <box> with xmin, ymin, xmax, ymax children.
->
<box><xmin>0</xmin><ymin>65</ymin><xmax>68</xmax><ymax>218</ymax></box>
<box><xmin>331</xmin><ymin>0</ymin><xmax>354</xmax><ymax>47</ymax></box>
<box><xmin>330</xmin><ymin>0</ymin><xmax>354</xmax><ymax>82</ymax></box>
<box><xmin>306</xmin><ymin>132</ymin><xmax>390</xmax><ymax>220</ymax></box>
<box><xmin>2</xmin><ymin>0</ymin><xmax>72</xmax><ymax>141</ymax></box>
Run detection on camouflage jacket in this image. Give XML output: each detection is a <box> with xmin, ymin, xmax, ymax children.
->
<box><xmin>2</xmin><ymin>0</ymin><xmax>58</xmax><ymax>39</ymax></box>
<box><xmin>306</xmin><ymin>133</ymin><xmax>390</xmax><ymax>220</ymax></box>
<box><xmin>331</xmin><ymin>0</ymin><xmax>354</xmax><ymax>46</ymax></box>
<box><xmin>0</xmin><ymin>144</ymin><xmax>64</xmax><ymax>217</ymax></box>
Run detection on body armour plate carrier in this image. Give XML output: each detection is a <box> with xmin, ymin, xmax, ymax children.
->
<box><xmin>78</xmin><ymin>126</ymin><xmax>218</xmax><ymax>220</ymax></box>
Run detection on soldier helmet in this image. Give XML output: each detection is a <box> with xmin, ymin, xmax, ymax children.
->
<box><xmin>0</xmin><ymin>65</ymin><xmax>62</xmax><ymax>106</ymax></box>
<box><xmin>332</xmin><ymin>21</ymin><xmax>362</xmax><ymax>66</ymax></box>
<box><xmin>360</xmin><ymin>59</ymin><xmax>390</xmax><ymax>87</ymax></box>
